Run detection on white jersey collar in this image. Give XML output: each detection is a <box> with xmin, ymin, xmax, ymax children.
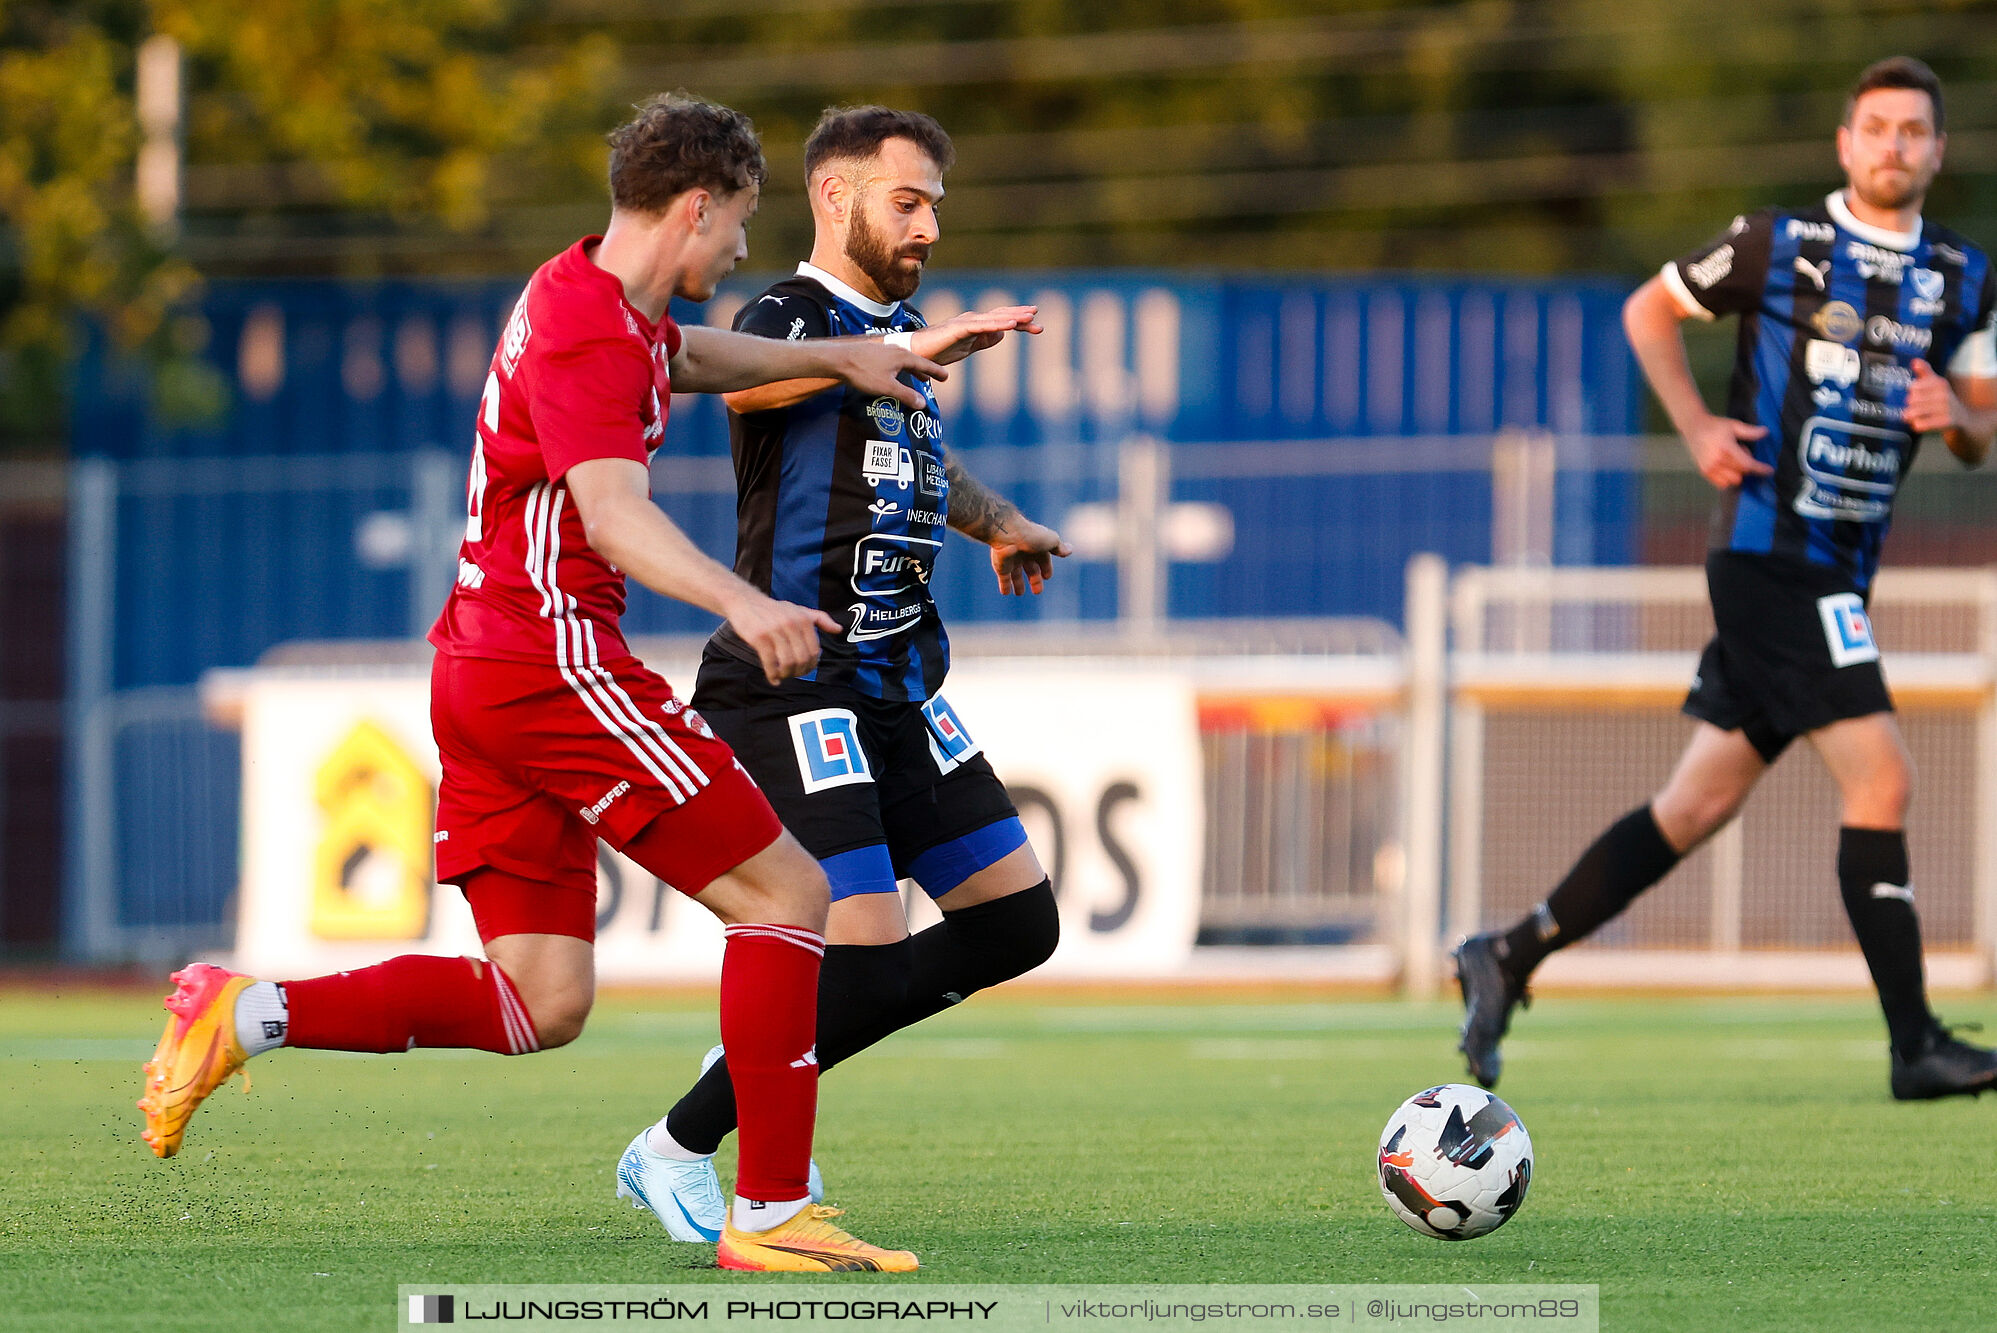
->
<box><xmin>796</xmin><ymin>261</ymin><xmax>900</xmax><ymax>319</ymax></box>
<box><xmin>1827</xmin><ymin>190</ymin><xmax>1922</xmax><ymax>253</ymax></box>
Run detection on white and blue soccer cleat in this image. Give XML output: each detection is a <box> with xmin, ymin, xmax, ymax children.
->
<box><xmin>616</xmin><ymin>1128</ymin><xmax>725</xmax><ymax>1243</ymax></box>
<box><xmin>696</xmin><ymin>1044</ymin><xmax>825</xmax><ymax>1204</ymax></box>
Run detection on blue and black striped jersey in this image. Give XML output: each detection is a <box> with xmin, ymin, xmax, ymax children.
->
<box><xmin>1663</xmin><ymin>191</ymin><xmax>1997</xmax><ymax>589</ymax></box>
<box><xmin>711</xmin><ymin>263</ymin><xmax>950</xmax><ymax>702</ymax></box>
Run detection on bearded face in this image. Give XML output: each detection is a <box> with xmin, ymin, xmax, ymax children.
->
<box><xmin>846</xmin><ymin>190</ymin><xmax>931</xmax><ymax>302</ymax></box>
<box><xmin>1840</xmin><ymin>88</ymin><xmax>1944</xmax><ymax>216</ymax></box>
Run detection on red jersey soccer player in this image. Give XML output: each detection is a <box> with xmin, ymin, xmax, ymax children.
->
<box><xmin>137</xmin><ymin>94</ymin><xmax>1032</xmax><ymax>1273</ymax></box>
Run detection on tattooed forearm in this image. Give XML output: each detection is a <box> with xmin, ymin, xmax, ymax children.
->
<box><xmin>944</xmin><ymin>455</ymin><xmax>1023</xmax><ymax>543</ymax></box>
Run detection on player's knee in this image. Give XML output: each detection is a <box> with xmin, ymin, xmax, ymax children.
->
<box><xmin>718</xmin><ymin>845</ymin><xmax>832</xmax><ymax>932</ymax></box>
<box><xmin>1010</xmin><ymin>879</ymin><xmax>1061</xmax><ymax>973</ymax></box>
<box><xmin>1846</xmin><ymin>760</ymin><xmax>1912</xmax><ymax>826</ymax></box>
<box><xmin>951</xmin><ymin>878</ymin><xmax>1060</xmax><ymax>986</ymax></box>
<box><xmin>524</xmin><ymin>988</ymin><xmax>594</xmax><ymax>1049</ymax></box>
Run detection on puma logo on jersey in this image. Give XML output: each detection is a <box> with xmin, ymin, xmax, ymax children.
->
<box><xmin>1794</xmin><ymin>256</ymin><xmax>1830</xmax><ymax>292</ymax></box>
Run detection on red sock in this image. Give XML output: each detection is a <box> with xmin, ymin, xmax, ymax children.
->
<box><xmin>720</xmin><ymin>924</ymin><xmax>824</xmax><ymax>1203</ymax></box>
<box><xmin>283</xmin><ymin>955</ymin><xmax>539</xmax><ymax>1055</ymax></box>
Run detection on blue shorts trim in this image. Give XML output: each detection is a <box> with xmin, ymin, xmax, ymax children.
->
<box><xmin>821</xmin><ymin>844</ymin><xmax>900</xmax><ymax>902</ymax></box>
<box><xmin>904</xmin><ymin>817</ymin><xmax>1029</xmax><ymax>898</ymax></box>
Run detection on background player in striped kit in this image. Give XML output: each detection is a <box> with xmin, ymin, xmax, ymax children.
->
<box><xmin>616</xmin><ymin>107</ymin><xmax>1068</xmax><ymax>1241</ymax></box>
<box><xmin>137</xmin><ymin>92</ymin><xmax>1030</xmax><ymax>1274</ymax></box>
<box><xmin>1456</xmin><ymin>57</ymin><xmax>1997</xmax><ymax>1101</ymax></box>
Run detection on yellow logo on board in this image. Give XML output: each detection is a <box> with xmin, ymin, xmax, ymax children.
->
<box><xmin>311</xmin><ymin>720</ymin><xmax>433</xmax><ymax>940</ymax></box>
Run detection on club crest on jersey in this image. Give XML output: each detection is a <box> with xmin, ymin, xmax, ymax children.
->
<box><xmin>866</xmin><ymin>397</ymin><xmax>906</xmax><ymax>436</ymax></box>
<box><xmin>1818</xmin><ymin>593</ymin><xmax>1880</xmax><ymax>668</ymax></box>
<box><xmin>1812</xmin><ymin>301</ymin><xmax>1863</xmax><ymax>342</ymax></box>
<box><xmin>921</xmin><ymin>696</ymin><xmax>982</xmax><ymax>775</ymax></box>
<box><xmin>1911</xmin><ymin>268</ymin><xmax>1945</xmax><ymax>302</ymax></box>
<box><xmin>788</xmin><ymin>709</ymin><xmax>874</xmax><ymax>793</ymax></box>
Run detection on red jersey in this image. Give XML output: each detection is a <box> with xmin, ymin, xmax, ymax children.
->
<box><xmin>429</xmin><ymin>237</ymin><xmax>682</xmax><ymax>666</ymax></box>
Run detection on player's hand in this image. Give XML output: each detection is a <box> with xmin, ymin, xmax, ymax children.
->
<box><xmin>1683</xmin><ymin>413</ymin><xmax>1772</xmax><ymax>490</ymax></box>
<box><xmin>834</xmin><ymin>340</ymin><xmax>948</xmax><ymax>413</ymax></box>
<box><xmin>911</xmin><ymin>306</ymin><xmax>1043</xmax><ymax>366</ymax></box>
<box><xmin>723</xmin><ymin>591</ymin><xmax>841</xmax><ymax>684</ymax></box>
<box><xmin>988</xmin><ymin>516</ymin><xmax>1073</xmax><ymax>596</ymax></box>
<box><xmin>1903</xmin><ymin>359</ymin><xmax>1964</xmax><ymax>434</ymax></box>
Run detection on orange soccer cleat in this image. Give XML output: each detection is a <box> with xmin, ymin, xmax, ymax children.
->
<box><xmin>137</xmin><ymin>964</ymin><xmax>254</xmax><ymax>1159</ymax></box>
<box><xmin>717</xmin><ymin>1204</ymin><xmax>919</xmax><ymax>1273</ymax></box>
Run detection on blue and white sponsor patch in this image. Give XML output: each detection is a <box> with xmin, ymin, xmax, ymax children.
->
<box><xmin>1817</xmin><ymin>592</ymin><xmax>1880</xmax><ymax>668</ymax></box>
<box><xmin>788</xmin><ymin>708</ymin><xmax>874</xmax><ymax>793</ymax></box>
<box><xmin>921</xmin><ymin>695</ymin><xmax>982</xmax><ymax>774</ymax></box>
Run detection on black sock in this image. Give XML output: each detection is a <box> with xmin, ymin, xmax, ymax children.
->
<box><xmin>664</xmin><ymin>937</ymin><xmax>912</xmax><ymax>1156</ymax></box>
<box><xmin>1498</xmin><ymin>806</ymin><xmax>1681</xmax><ymax>983</ymax></box>
<box><xmin>660</xmin><ymin>882</ymin><xmax>1060</xmax><ymax>1154</ymax></box>
<box><xmin>890</xmin><ymin>879</ymin><xmax>1061</xmax><ymax>1029</ymax></box>
<box><xmin>1836</xmin><ymin>827</ymin><xmax>1935</xmax><ymax>1058</ymax></box>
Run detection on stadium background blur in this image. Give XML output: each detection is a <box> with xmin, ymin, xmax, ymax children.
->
<box><xmin>4</xmin><ymin>0</ymin><xmax>1997</xmax><ymax>992</ymax></box>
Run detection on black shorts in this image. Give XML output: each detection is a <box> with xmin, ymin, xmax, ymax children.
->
<box><xmin>690</xmin><ymin>645</ymin><xmax>1023</xmax><ymax>901</ymax></box>
<box><xmin>1682</xmin><ymin>550</ymin><xmax>1894</xmax><ymax>762</ymax></box>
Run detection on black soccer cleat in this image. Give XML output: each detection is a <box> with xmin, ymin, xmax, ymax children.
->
<box><xmin>1890</xmin><ymin>1022</ymin><xmax>1997</xmax><ymax>1101</ymax></box>
<box><xmin>1454</xmin><ymin>933</ymin><xmax>1527</xmax><ymax>1090</ymax></box>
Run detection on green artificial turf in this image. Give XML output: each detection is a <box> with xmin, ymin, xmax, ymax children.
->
<box><xmin>2</xmin><ymin>985</ymin><xmax>1992</xmax><ymax>1331</ymax></box>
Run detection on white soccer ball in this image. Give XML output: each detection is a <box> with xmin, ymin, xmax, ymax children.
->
<box><xmin>1377</xmin><ymin>1083</ymin><xmax>1533</xmax><ymax>1240</ymax></box>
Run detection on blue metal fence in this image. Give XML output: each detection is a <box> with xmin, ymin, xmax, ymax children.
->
<box><xmin>65</xmin><ymin>267</ymin><xmax>1641</xmax><ymax>957</ymax></box>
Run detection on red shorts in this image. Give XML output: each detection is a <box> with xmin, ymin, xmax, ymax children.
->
<box><xmin>430</xmin><ymin>651</ymin><xmax>783</xmax><ymax>937</ymax></box>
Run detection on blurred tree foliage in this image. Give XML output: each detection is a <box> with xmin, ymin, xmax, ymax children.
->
<box><xmin>5</xmin><ymin>0</ymin><xmax>1996</xmax><ymax>446</ymax></box>
<box><xmin>0</xmin><ymin>0</ymin><xmax>617</xmax><ymax>448</ymax></box>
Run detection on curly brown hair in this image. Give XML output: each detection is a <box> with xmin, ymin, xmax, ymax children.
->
<box><xmin>802</xmin><ymin>105</ymin><xmax>955</xmax><ymax>180</ymax></box>
<box><xmin>607</xmin><ymin>92</ymin><xmax>768</xmax><ymax>213</ymax></box>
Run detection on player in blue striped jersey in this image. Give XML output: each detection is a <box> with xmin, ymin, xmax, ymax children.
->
<box><xmin>1459</xmin><ymin>57</ymin><xmax>1997</xmax><ymax>1101</ymax></box>
<box><xmin>616</xmin><ymin>108</ymin><xmax>1071</xmax><ymax>1240</ymax></box>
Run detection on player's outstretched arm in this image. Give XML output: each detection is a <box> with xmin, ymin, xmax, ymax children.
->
<box><xmin>1624</xmin><ymin>276</ymin><xmax>1772</xmax><ymax>490</ymax></box>
<box><xmin>672</xmin><ymin>325</ymin><xmax>942</xmax><ymax>410</ymax></box>
<box><xmin>1905</xmin><ymin>359</ymin><xmax>1997</xmax><ymax>467</ymax></box>
<box><xmin>722</xmin><ymin>306</ymin><xmax>1042</xmax><ymax>416</ymax></box>
<box><xmin>943</xmin><ymin>452</ymin><xmax>1073</xmax><ymax>596</ymax></box>
<box><xmin>566</xmin><ymin>457</ymin><xmax>838</xmax><ymax>683</ymax></box>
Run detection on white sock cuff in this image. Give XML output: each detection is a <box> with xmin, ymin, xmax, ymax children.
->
<box><xmin>234</xmin><ymin>980</ymin><xmax>289</xmax><ymax>1058</ymax></box>
<box><xmin>644</xmin><ymin>1117</ymin><xmax>707</xmax><ymax>1161</ymax></box>
<box><xmin>723</xmin><ymin>923</ymin><xmax>826</xmax><ymax>958</ymax></box>
<box><xmin>732</xmin><ymin>1195</ymin><xmax>810</xmax><ymax>1232</ymax></box>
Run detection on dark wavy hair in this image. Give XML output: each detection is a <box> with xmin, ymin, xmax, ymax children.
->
<box><xmin>1846</xmin><ymin>56</ymin><xmax>1945</xmax><ymax>132</ymax></box>
<box><xmin>802</xmin><ymin>105</ymin><xmax>955</xmax><ymax>180</ymax></box>
<box><xmin>607</xmin><ymin>92</ymin><xmax>768</xmax><ymax>212</ymax></box>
